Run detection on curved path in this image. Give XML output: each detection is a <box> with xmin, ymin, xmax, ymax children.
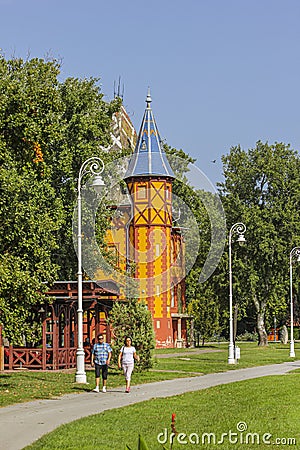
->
<box><xmin>1</xmin><ymin>360</ymin><xmax>299</xmax><ymax>450</ymax></box>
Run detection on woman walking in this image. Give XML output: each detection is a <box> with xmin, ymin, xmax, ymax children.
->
<box><xmin>118</xmin><ymin>336</ymin><xmax>140</xmax><ymax>393</ymax></box>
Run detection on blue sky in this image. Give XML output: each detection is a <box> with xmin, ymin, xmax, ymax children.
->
<box><xmin>1</xmin><ymin>0</ymin><xmax>300</xmax><ymax>186</ymax></box>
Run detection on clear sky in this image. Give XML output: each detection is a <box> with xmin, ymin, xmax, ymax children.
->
<box><xmin>1</xmin><ymin>0</ymin><xmax>300</xmax><ymax>186</ymax></box>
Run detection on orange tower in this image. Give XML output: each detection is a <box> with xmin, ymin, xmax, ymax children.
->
<box><xmin>124</xmin><ymin>91</ymin><xmax>179</xmax><ymax>347</ymax></box>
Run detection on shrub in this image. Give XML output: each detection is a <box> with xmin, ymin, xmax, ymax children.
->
<box><xmin>235</xmin><ymin>331</ymin><xmax>258</xmax><ymax>342</ymax></box>
<box><xmin>108</xmin><ymin>298</ymin><xmax>155</xmax><ymax>370</ymax></box>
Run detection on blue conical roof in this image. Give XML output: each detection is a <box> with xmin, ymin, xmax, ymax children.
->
<box><xmin>124</xmin><ymin>90</ymin><xmax>174</xmax><ymax>179</ymax></box>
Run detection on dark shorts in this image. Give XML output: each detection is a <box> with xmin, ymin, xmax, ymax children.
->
<box><xmin>95</xmin><ymin>363</ymin><xmax>108</xmax><ymax>380</ymax></box>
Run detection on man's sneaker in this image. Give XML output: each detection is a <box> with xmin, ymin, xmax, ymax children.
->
<box><xmin>93</xmin><ymin>387</ymin><xmax>99</xmax><ymax>393</ymax></box>
<box><xmin>102</xmin><ymin>386</ymin><xmax>106</xmax><ymax>393</ymax></box>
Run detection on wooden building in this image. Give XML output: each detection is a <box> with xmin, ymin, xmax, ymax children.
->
<box><xmin>2</xmin><ymin>280</ymin><xmax>119</xmax><ymax>370</ymax></box>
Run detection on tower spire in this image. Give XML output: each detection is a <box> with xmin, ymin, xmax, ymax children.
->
<box><xmin>124</xmin><ymin>90</ymin><xmax>174</xmax><ymax>179</ymax></box>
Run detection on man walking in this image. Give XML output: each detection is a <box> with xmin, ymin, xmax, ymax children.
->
<box><xmin>91</xmin><ymin>333</ymin><xmax>112</xmax><ymax>393</ymax></box>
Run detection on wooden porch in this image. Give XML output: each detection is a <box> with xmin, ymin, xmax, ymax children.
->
<box><xmin>2</xmin><ymin>280</ymin><xmax>120</xmax><ymax>371</ymax></box>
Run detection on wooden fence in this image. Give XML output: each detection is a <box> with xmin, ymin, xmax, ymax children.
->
<box><xmin>3</xmin><ymin>346</ymin><xmax>92</xmax><ymax>370</ymax></box>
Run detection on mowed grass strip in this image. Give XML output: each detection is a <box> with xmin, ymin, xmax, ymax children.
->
<box><xmin>25</xmin><ymin>370</ymin><xmax>300</xmax><ymax>450</ymax></box>
<box><xmin>0</xmin><ymin>342</ymin><xmax>297</xmax><ymax>408</ymax></box>
<box><xmin>153</xmin><ymin>342</ymin><xmax>292</xmax><ymax>374</ymax></box>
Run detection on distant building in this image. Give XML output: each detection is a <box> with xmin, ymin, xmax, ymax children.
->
<box><xmin>109</xmin><ymin>104</ymin><xmax>137</xmax><ymax>152</ymax></box>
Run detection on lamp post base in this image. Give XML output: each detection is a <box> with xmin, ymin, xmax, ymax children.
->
<box><xmin>75</xmin><ymin>348</ymin><xmax>87</xmax><ymax>383</ymax></box>
<box><xmin>228</xmin><ymin>343</ymin><xmax>236</xmax><ymax>364</ymax></box>
<box><xmin>75</xmin><ymin>372</ymin><xmax>87</xmax><ymax>383</ymax></box>
<box><xmin>289</xmin><ymin>341</ymin><xmax>295</xmax><ymax>358</ymax></box>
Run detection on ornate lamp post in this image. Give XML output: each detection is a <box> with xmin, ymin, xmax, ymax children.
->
<box><xmin>289</xmin><ymin>246</ymin><xmax>300</xmax><ymax>358</ymax></box>
<box><xmin>75</xmin><ymin>157</ymin><xmax>105</xmax><ymax>383</ymax></box>
<box><xmin>228</xmin><ymin>222</ymin><xmax>246</xmax><ymax>364</ymax></box>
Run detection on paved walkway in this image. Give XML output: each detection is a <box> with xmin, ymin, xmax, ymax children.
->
<box><xmin>1</xmin><ymin>360</ymin><xmax>300</xmax><ymax>450</ymax></box>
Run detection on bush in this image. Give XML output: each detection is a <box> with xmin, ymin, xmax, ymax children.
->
<box><xmin>235</xmin><ymin>331</ymin><xmax>258</xmax><ymax>342</ymax></box>
<box><xmin>108</xmin><ymin>298</ymin><xmax>156</xmax><ymax>371</ymax></box>
<box><xmin>287</xmin><ymin>326</ymin><xmax>300</xmax><ymax>340</ymax></box>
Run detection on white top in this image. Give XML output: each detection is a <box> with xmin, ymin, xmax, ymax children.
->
<box><xmin>121</xmin><ymin>346</ymin><xmax>136</xmax><ymax>364</ymax></box>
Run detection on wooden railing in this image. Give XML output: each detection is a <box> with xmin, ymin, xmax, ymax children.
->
<box><xmin>3</xmin><ymin>346</ymin><xmax>92</xmax><ymax>370</ymax></box>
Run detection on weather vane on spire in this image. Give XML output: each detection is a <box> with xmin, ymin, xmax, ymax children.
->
<box><xmin>146</xmin><ymin>87</ymin><xmax>152</xmax><ymax>107</ymax></box>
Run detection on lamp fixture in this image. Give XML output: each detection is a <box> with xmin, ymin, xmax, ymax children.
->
<box><xmin>91</xmin><ymin>175</ymin><xmax>105</xmax><ymax>194</ymax></box>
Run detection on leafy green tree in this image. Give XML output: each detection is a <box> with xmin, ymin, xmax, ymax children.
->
<box><xmin>164</xmin><ymin>145</ymin><xmax>227</xmax><ymax>346</ymax></box>
<box><xmin>187</xmin><ymin>287</ymin><xmax>220</xmax><ymax>345</ymax></box>
<box><xmin>165</xmin><ymin>146</ymin><xmax>227</xmax><ymax>345</ymax></box>
<box><xmin>0</xmin><ymin>57</ymin><xmax>65</xmax><ymax>344</ymax></box>
<box><xmin>0</xmin><ymin>55</ymin><xmax>120</xmax><ymax>344</ymax></box>
<box><xmin>108</xmin><ymin>298</ymin><xmax>155</xmax><ymax>370</ymax></box>
<box><xmin>166</xmin><ymin>146</ymin><xmax>225</xmax><ymax>295</ymax></box>
<box><xmin>53</xmin><ymin>78</ymin><xmax>121</xmax><ymax>278</ymax></box>
<box><xmin>218</xmin><ymin>141</ymin><xmax>300</xmax><ymax>345</ymax></box>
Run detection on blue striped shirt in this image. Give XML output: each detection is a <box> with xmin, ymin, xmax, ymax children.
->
<box><xmin>92</xmin><ymin>342</ymin><xmax>112</xmax><ymax>365</ymax></box>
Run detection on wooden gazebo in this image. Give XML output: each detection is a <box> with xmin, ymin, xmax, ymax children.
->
<box><xmin>2</xmin><ymin>280</ymin><xmax>120</xmax><ymax>370</ymax></box>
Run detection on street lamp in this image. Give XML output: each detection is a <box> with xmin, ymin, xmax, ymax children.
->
<box><xmin>289</xmin><ymin>246</ymin><xmax>300</xmax><ymax>358</ymax></box>
<box><xmin>75</xmin><ymin>157</ymin><xmax>105</xmax><ymax>383</ymax></box>
<box><xmin>228</xmin><ymin>222</ymin><xmax>246</xmax><ymax>364</ymax></box>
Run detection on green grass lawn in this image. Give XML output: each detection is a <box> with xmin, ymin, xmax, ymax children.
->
<box><xmin>0</xmin><ymin>342</ymin><xmax>296</xmax><ymax>407</ymax></box>
<box><xmin>152</xmin><ymin>342</ymin><xmax>291</xmax><ymax>374</ymax></box>
<box><xmin>25</xmin><ymin>370</ymin><xmax>300</xmax><ymax>450</ymax></box>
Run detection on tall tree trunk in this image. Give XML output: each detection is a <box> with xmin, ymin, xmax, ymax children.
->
<box><xmin>253</xmin><ymin>294</ymin><xmax>268</xmax><ymax>346</ymax></box>
<box><xmin>256</xmin><ymin>309</ymin><xmax>268</xmax><ymax>346</ymax></box>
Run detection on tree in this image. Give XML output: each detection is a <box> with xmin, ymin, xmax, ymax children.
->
<box><xmin>218</xmin><ymin>141</ymin><xmax>300</xmax><ymax>345</ymax></box>
<box><xmin>187</xmin><ymin>287</ymin><xmax>220</xmax><ymax>346</ymax></box>
<box><xmin>53</xmin><ymin>77</ymin><xmax>121</xmax><ymax>279</ymax></box>
<box><xmin>0</xmin><ymin>55</ymin><xmax>120</xmax><ymax>344</ymax></box>
<box><xmin>165</xmin><ymin>146</ymin><xmax>226</xmax><ymax>342</ymax></box>
<box><xmin>108</xmin><ymin>298</ymin><xmax>155</xmax><ymax>370</ymax></box>
<box><xmin>0</xmin><ymin>57</ymin><xmax>65</xmax><ymax>344</ymax></box>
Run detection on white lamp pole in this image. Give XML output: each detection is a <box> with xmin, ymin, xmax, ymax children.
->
<box><xmin>228</xmin><ymin>222</ymin><xmax>246</xmax><ymax>364</ymax></box>
<box><xmin>289</xmin><ymin>247</ymin><xmax>300</xmax><ymax>358</ymax></box>
<box><xmin>75</xmin><ymin>157</ymin><xmax>105</xmax><ymax>383</ymax></box>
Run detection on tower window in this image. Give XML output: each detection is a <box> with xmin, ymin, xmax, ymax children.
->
<box><xmin>166</xmin><ymin>185</ymin><xmax>170</xmax><ymax>200</ymax></box>
<box><xmin>141</xmin><ymin>139</ymin><xmax>147</xmax><ymax>151</ymax></box>
<box><xmin>137</xmin><ymin>184</ymin><xmax>147</xmax><ymax>199</ymax></box>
